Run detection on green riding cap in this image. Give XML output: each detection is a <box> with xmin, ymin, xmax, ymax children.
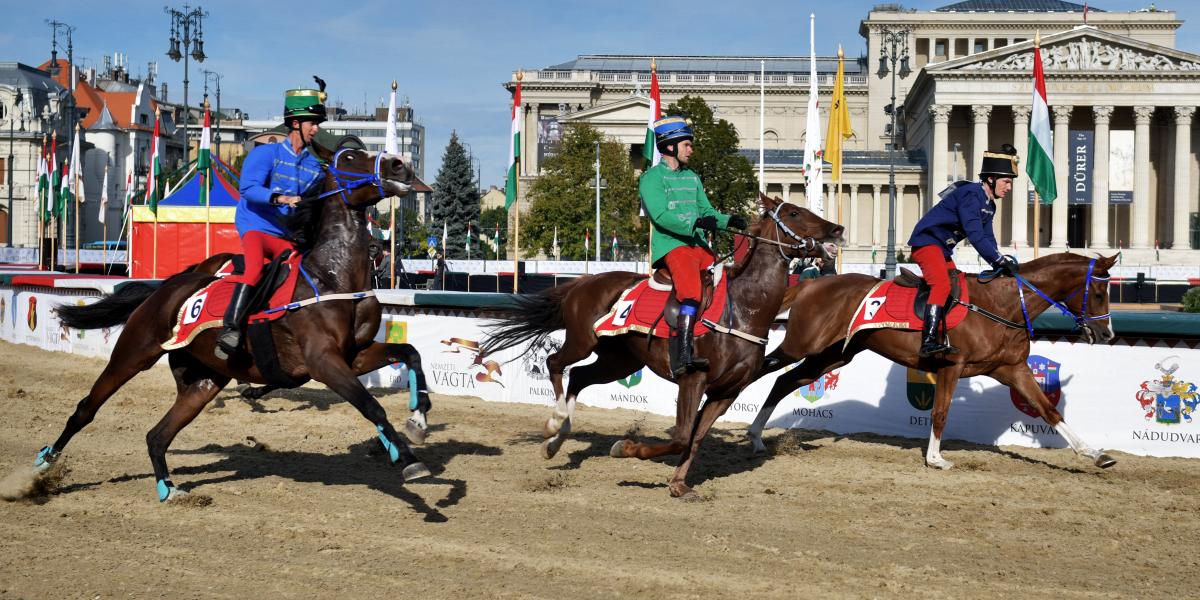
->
<box><xmin>284</xmin><ymin>88</ymin><xmax>327</xmax><ymax>122</ymax></box>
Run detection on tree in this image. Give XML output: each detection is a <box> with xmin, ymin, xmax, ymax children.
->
<box><xmin>664</xmin><ymin>95</ymin><xmax>759</xmax><ymax>221</ymax></box>
<box><xmin>479</xmin><ymin>206</ymin><xmax>508</xmax><ymax>259</ymax></box>
<box><xmin>430</xmin><ymin>131</ymin><xmax>480</xmax><ymax>258</ymax></box>
<box><xmin>523</xmin><ymin>124</ymin><xmax>641</xmax><ymax>260</ymax></box>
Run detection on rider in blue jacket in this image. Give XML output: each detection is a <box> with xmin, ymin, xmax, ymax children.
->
<box><xmin>214</xmin><ymin>82</ymin><xmax>328</xmax><ymax>359</ymax></box>
<box><xmin>907</xmin><ymin>144</ymin><xmax>1020</xmax><ymax>357</ymax></box>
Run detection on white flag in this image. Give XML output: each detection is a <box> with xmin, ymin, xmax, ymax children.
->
<box><xmin>385</xmin><ymin>83</ymin><xmax>399</xmax><ymax>155</ymax></box>
<box><xmin>98</xmin><ymin>162</ymin><xmax>109</xmax><ymax>224</ymax></box>
<box><xmin>802</xmin><ymin>13</ymin><xmax>825</xmax><ymax>216</ymax></box>
<box><xmin>69</xmin><ymin>129</ymin><xmax>82</xmax><ymax>203</ymax></box>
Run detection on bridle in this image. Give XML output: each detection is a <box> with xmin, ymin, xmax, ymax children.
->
<box><xmin>1013</xmin><ymin>257</ymin><xmax>1111</xmax><ymax>338</ymax></box>
<box><xmin>729</xmin><ymin>203</ymin><xmax>822</xmax><ymax>262</ymax></box>
<box><xmin>317</xmin><ymin>147</ymin><xmax>390</xmax><ymax>207</ymax></box>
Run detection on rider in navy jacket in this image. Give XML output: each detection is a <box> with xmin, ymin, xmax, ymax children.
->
<box><xmin>214</xmin><ymin>81</ymin><xmax>328</xmax><ymax>360</ymax></box>
<box><xmin>907</xmin><ymin>144</ymin><xmax>1020</xmax><ymax>357</ymax></box>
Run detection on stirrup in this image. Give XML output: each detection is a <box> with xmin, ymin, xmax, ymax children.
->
<box><xmin>918</xmin><ymin>341</ymin><xmax>952</xmax><ymax>358</ymax></box>
<box><xmin>214</xmin><ymin>328</ymin><xmax>242</xmax><ymax>360</ymax></box>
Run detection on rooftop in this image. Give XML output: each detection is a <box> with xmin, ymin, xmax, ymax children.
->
<box><xmin>934</xmin><ymin>0</ymin><xmax>1101</xmax><ymax>12</ymax></box>
<box><xmin>543</xmin><ymin>55</ymin><xmax>865</xmax><ymax>75</ymax></box>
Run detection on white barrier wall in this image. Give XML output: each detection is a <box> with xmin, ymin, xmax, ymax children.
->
<box><xmin>4</xmin><ymin>288</ymin><xmax>1200</xmax><ymax>459</ymax></box>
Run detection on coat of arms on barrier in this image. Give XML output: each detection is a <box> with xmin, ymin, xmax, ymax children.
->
<box><xmin>1135</xmin><ymin>355</ymin><xmax>1199</xmax><ymax>424</ymax></box>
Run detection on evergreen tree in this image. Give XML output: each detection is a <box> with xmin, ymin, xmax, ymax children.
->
<box><xmin>524</xmin><ymin>124</ymin><xmax>641</xmax><ymax>260</ymax></box>
<box><xmin>430</xmin><ymin>132</ymin><xmax>480</xmax><ymax>258</ymax></box>
<box><xmin>664</xmin><ymin>95</ymin><xmax>759</xmax><ymax>221</ymax></box>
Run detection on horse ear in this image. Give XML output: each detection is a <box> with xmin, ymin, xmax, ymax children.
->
<box><xmin>758</xmin><ymin>192</ymin><xmax>780</xmax><ymax>213</ymax></box>
<box><xmin>309</xmin><ymin>140</ymin><xmax>335</xmax><ymax>164</ymax></box>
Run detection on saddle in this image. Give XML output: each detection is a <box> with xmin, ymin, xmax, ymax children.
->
<box><xmin>226</xmin><ymin>251</ymin><xmax>296</xmax><ymax>316</ymax></box>
<box><xmin>894</xmin><ymin>267</ymin><xmax>962</xmax><ymax>315</ymax></box>
<box><xmin>594</xmin><ymin>265</ymin><xmax>729</xmax><ymax>339</ymax></box>
<box><xmin>648</xmin><ymin>267</ymin><xmax>717</xmax><ymax>330</ymax></box>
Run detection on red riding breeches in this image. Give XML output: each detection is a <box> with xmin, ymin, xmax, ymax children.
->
<box><xmin>662</xmin><ymin>245</ymin><xmax>715</xmax><ymax>304</ymax></box>
<box><xmin>911</xmin><ymin>244</ymin><xmax>958</xmax><ymax>307</ymax></box>
<box><xmin>228</xmin><ymin>231</ymin><xmax>296</xmax><ymax>285</ymax></box>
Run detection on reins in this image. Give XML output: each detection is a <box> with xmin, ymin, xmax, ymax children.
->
<box><xmin>951</xmin><ymin>257</ymin><xmax>1110</xmax><ymax>338</ymax></box>
<box><xmin>316</xmin><ymin>147</ymin><xmax>388</xmax><ymax>207</ymax></box>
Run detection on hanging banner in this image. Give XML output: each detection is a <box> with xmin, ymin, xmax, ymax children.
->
<box><xmin>1109</xmin><ymin>129</ymin><xmax>1134</xmax><ymax>205</ymax></box>
<box><xmin>1068</xmin><ymin>130</ymin><xmax>1093</xmax><ymax>205</ymax></box>
<box><xmin>537</xmin><ymin>116</ymin><xmax>563</xmax><ymax>166</ymax></box>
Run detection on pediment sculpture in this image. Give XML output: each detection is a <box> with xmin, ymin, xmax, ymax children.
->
<box><xmin>975</xmin><ymin>38</ymin><xmax>1200</xmax><ymax>71</ymax></box>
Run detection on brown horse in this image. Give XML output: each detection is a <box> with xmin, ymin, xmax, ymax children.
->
<box><xmin>483</xmin><ymin>195</ymin><xmax>844</xmax><ymax>498</ymax></box>
<box><xmin>744</xmin><ymin>252</ymin><xmax>1118</xmax><ymax>470</ymax></box>
<box><xmin>44</xmin><ymin>144</ymin><xmax>432</xmax><ymax>502</ymax></box>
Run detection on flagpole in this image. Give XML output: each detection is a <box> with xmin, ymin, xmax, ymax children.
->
<box><xmin>1034</xmin><ymin>190</ymin><xmax>1041</xmax><ymax>258</ymax></box>
<box><xmin>759</xmin><ymin>59</ymin><xmax>765</xmax><ymax>193</ymax></box>
<box><xmin>37</xmin><ymin>135</ymin><xmax>45</xmax><ymax>269</ymax></box>
<box><xmin>50</xmin><ymin>132</ymin><xmax>57</xmax><ymax>271</ymax></box>
<box><xmin>389</xmin><ymin>197</ymin><xmax>396</xmax><ymax>289</ymax></box>
<box><xmin>73</xmin><ymin>124</ymin><xmax>80</xmax><ymax>274</ymax></box>
<box><xmin>835</xmin><ymin>46</ymin><xmax>845</xmax><ymax>273</ymax></box>
<box><xmin>102</xmin><ymin>163</ymin><xmax>108</xmax><ymax>270</ymax></box>
<box><xmin>386</xmin><ymin>81</ymin><xmax>400</xmax><ymax>290</ymax></box>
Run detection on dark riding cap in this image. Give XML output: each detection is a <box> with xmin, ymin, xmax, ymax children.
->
<box><xmin>980</xmin><ymin>144</ymin><xmax>1019</xmax><ymax>179</ymax></box>
<box><xmin>654</xmin><ymin>116</ymin><xmax>693</xmax><ymax>154</ymax></box>
<box><xmin>284</xmin><ymin>76</ymin><xmax>328</xmax><ymax>124</ymax></box>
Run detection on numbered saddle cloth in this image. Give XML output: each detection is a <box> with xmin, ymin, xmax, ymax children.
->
<box><xmin>162</xmin><ymin>253</ymin><xmax>304</xmax><ymax>350</ymax></box>
<box><xmin>845</xmin><ymin>276</ymin><xmax>969</xmax><ymax>342</ymax></box>
<box><xmin>593</xmin><ymin>266</ymin><xmax>729</xmax><ymax>339</ymax></box>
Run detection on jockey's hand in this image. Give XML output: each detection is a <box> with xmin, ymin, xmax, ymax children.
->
<box><xmin>992</xmin><ymin>255</ymin><xmax>1019</xmax><ymax>277</ymax></box>
<box><xmin>694</xmin><ymin>216</ymin><xmax>719</xmax><ymax>232</ymax></box>
<box><xmin>277</xmin><ymin>195</ymin><xmax>302</xmax><ymax>207</ymax></box>
<box><xmin>727</xmin><ymin>215</ymin><xmax>748</xmax><ymax>230</ymax></box>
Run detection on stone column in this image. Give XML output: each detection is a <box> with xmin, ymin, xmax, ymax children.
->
<box><xmin>895</xmin><ymin>184</ymin><xmax>906</xmax><ymax>244</ymax></box>
<box><xmin>930</xmin><ymin>105</ymin><xmax>952</xmax><ymax>195</ymax></box>
<box><xmin>783</xmin><ymin>182</ymin><xmax>792</xmax><ymax>205</ymax></box>
<box><xmin>849</xmin><ymin>184</ymin><xmax>860</xmax><ymax>247</ymax></box>
<box><xmin>1051</xmin><ymin>105</ymin><xmax>1073</xmax><ymax>248</ymax></box>
<box><xmin>872</xmin><ymin>184</ymin><xmax>883</xmax><ymax>246</ymax></box>
<box><xmin>971</xmin><ymin>105</ymin><xmax>992</xmax><ymax>179</ymax></box>
<box><xmin>1132</xmin><ymin>105</ymin><xmax>1154</xmax><ymax>249</ymax></box>
<box><xmin>947</xmin><ymin>38</ymin><xmax>957</xmax><ymax>61</ymax></box>
<box><xmin>1091</xmin><ymin>105</ymin><xmax>1113</xmax><ymax>249</ymax></box>
<box><xmin>828</xmin><ymin>183</ymin><xmax>839</xmax><ymax>224</ymax></box>
<box><xmin>1173</xmin><ymin>106</ymin><xmax>1195</xmax><ymax>249</ymax></box>
<box><xmin>1011</xmin><ymin>105</ymin><xmax>1031</xmax><ymax>248</ymax></box>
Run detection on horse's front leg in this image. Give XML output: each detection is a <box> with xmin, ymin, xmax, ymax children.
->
<box><xmin>349</xmin><ymin>342</ymin><xmax>432</xmax><ymax>445</ymax></box>
<box><xmin>306</xmin><ymin>344</ymin><xmax>430</xmax><ymax>481</ymax></box>
<box><xmin>993</xmin><ymin>363</ymin><xmax>1116</xmax><ymax>469</ymax></box>
<box><xmin>666</xmin><ymin>394</ymin><xmax>737</xmax><ymax>500</ymax></box>
<box><xmin>926</xmin><ymin>362</ymin><xmax>964</xmax><ymax>470</ymax></box>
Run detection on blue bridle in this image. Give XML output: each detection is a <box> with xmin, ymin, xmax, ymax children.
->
<box><xmin>316</xmin><ymin>147</ymin><xmax>389</xmax><ymax>207</ymax></box>
<box><xmin>1013</xmin><ymin>258</ymin><xmax>1111</xmax><ymax>338</ymax></box>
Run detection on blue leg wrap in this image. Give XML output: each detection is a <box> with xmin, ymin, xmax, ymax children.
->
<box><xmin>376</xmin><ymin>424</ymin><xmax>400</xmax><ymax>463</ymax></box>
<box><xmin>34</xmin><ymin>446</ymin><xmax>57</xmax><ymax>468</ymax></box>
<box><xmin>156</xmin><ymin>479</ymin><xmax>173</xmax><ymax>502</ymax></box>
<box><xmin>408</xmin><ymin>368</ymin><xmax>419</xmax><ymax>412</ymax></box>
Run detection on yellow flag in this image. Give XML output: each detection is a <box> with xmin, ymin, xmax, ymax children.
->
<box><xmin>825</xmin><ymin>46</ymin><xmax>854</xmax><ymax>182</ymax></box>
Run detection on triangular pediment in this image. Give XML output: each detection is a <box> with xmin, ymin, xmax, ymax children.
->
<box><xmin>559</xmin><ymin>96</ymin><xmax>651</xmax><ymax>125</ymax></box>
<box><xmin>926</xmin><ymin>27</ymin><xmax>1200</xmax><ymax>74</ymax></box>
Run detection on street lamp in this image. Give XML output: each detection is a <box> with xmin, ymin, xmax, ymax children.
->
<box><xmin>202</xmin><ymin>69</ymin><xmax>222</xmax><ymax>158</ymax></box>
<box><xmin>878</xmin><ymin>25</ymin><xmax>911</xmax><ymax>279</ymax></box>
<box><xmin>589</xmin><ymin>140</ymin><xmax>608</xmax><ymax>258</ymax></box>
<box><xmin>164</xmin><ymin>4</ymin><xmax>207</xmax><ymax>166</ymax></box>
<box><xmin>7</xmin><ymin>89</ymin><xmax>23</xmax><ymax>247</ymax></box>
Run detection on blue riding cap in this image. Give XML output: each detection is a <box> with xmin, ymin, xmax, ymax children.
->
<box><xmin>654</xmin><ymin>116</ymin><xmax>693</xmax><ymax>149</ymax></box>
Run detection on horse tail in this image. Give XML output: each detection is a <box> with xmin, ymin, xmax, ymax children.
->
<box><xmin>481</xmin><ymin>284</ymin><xmax>572</xmax><ymax>357</ymax></box>
<box><xmin>55</xmin><ymin>268</ymin><xmax>203</xmax><ymax>330</ymax></box>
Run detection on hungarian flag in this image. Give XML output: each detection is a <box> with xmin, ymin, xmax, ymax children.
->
<box><xmin>48</xmin><ymin>134</ymin><xmax>60</xmax><ymax>222</ymax></box>
<box><xmin>552</xmin><ymin>225</ymin><xmax>560</xmax><ymax>260</ymax></box>
<box><xmin>146</xmin><ymin>109</ymin><xmax>163</xmax><ymax>213</ymax></box>
<box><xmin>584</xmin><ymin>228</ymin><xmax>590</xmax><ymax>258</ymax></box>
<box><xmin>67</xmin><ymin>128</ymin><xmax>81</xmax><ymax>208</ymax></box>
<box><xmin>611</xmin><ymin>229</ymin><xmax>618</xmax><ymax>261</ymax></box>
<box><xmin>1027</xmin><ymin>39</ymin><xmax>1057</xmax><ymax>204</ymax></box>
<box><xmin>465</xmin><ymin>222</ymin><xmax>472</xmax><ymax>255</ymax></box>
<box><xmin>123</xmin><ymin>165</ymin><xmax>135</xmax><ymax>216</ymax></box>
<box><xmin>197</xmin><ymin>103</ymin><xmax>212</xmax><ymax>206</ymax></box>
<box><xmin>494</xmin><ymin>223</ymin><xmax>500</xmax><ymax>257</ymax></box>
<box><xmin>37</xmin><ymin>140</ymin><xmax>49</xmax><ymax>223</ymax></box>
<box><xmin>824</xmin><ymin>46</ymin><xmax>854</xmax><ymax>182</ymax></box>
<box><xmin>98</xmin><ymin>162</ymin><xmax>109</xmax><ymax>224</ymax></box>
<box><xmin>641</xmin><ymin>60</ymin><xmax>662</xmax><ymax>167</ymax></box>
<box><xmin>505</xmin><ymin>76</ymin><xmax>522</xmax><ymax>210</ymax></box>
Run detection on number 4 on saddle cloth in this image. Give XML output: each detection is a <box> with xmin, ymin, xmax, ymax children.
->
<box><xmin>594</xmin><ymin>265</ymin><xmax>729</xmax><ymax>338</ymax></box>
<box><xmin>162</xmin><ymin>251</ymin><xmax>307</xmax><ymax>350</ymax></box>
<box><xmin>845</xmin><ymin>267</ymin><xmax>970</xmax><ymax>345</ymax></box>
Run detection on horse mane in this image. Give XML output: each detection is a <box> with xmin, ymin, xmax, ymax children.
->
<box><xmin>725</xmin><ymin>213</ymin><xmax>768</xmax><ymax>279</ymax></box>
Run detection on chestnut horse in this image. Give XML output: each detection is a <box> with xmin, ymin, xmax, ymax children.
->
<box><xmin>745</xmin><ymin>252</ymin><xmax>1118</xmax><ymax>470</ymax></box>
<box><xmin>46</xmin><ymin>145</ymin><xmax>432</xmax><ymax>502</ymax></box>
<box><xmin>483</xmin><ymin>195</ymin><xmax>844</xmax><ymax>499</ymax></box>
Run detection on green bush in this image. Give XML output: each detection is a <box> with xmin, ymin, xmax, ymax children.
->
<box><xmin>1183</xmin><ymin>287</ymin><xmax>1200</xmax><ymax>313</ymax></box>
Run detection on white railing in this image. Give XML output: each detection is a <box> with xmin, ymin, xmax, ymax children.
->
<box><xmin>523</xmin><ymin>70</ymin><xmax>868</xmax><ymax>87</ymax></box>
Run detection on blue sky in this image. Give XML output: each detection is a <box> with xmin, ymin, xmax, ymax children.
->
<box><xmin>2</xmin><ymin>0</ymin><xmax>1197</xmax><ymax>187</ymax></box>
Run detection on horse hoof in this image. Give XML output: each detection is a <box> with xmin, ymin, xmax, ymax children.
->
<box><xmin>404</xmin><ymin>418</ymin><xmax>428</xmax><ymax>446</ymax></box>
<box><xmin>669</xmin><ymin>483</ymin><xmax>698</xmax><ymax>500</ymax></box>
<box><xmin>1095</xmin><ymin>453</ymin><xmax>1117</xmax><ymax>469</ymax></box>
<box><xmin>926</xmin><ymin>458</ymin><xmax>954</xmax><ymax>470</ymax></box>
<box><xmin>402</xmin><ymin>462</ymin><xmax>432</xmax><ymax>482</ymax></box>
<box><xmin>156</xmin><ymin>479</ymin><xmax>188</xmax><ymax>502</ymax></box>
<box><xmin>543</xmin><ymin>418</ymin><xmax>560</xmax><ymax>439</ymax></box>
<box><xmin>610</xmin><ymin>439</ymin><xmax>632</xmax><ymax>458</ymax></box>
<box><xmin>33</xmin><ymin>446</ymin><xmax>59</xmax><ymax>473</ymax></box>
<box><xmin>678</xmin><ymin>490</ymin><xmax>703</xmax><ymax>502</ymax></box>
<box><xmin>542</xmin><ymin>436</ymin><xmax>564</xmax><ymax>460</ymax></box>
<box><xmin>746</xmin><ymin>434</ymin><xmax>767</xmax><ymax>455</ymax></box>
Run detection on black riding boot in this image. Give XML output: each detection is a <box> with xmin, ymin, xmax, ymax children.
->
<box><xmin>918</xmin><ymin>304</ymin><xmax>954</xmax><ymax>358</ymax></box>
<box><xmin>673</xmin><ymin>303</ymin><xmax>710</xmax><ymax>378</ymax></box>
<box><xmin>214</xmin><ymin>283</ymin><xmax>255</xmax><ymax>360</ymax></box>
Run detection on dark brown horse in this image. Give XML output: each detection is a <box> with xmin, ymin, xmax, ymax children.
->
<box><xmin>483</xmin><ymin>195</ymin><xmax>844</xmax><ymax>499</ymax></box>
<box><xmin>44</xmin><ymin>144</ymin><xmax>432</xmax><ymax>502</ymax></box>
<box><xmin>745</xmin><ymin>252</ymin><xmax>1118</xmax><ymax>470</ymax></box>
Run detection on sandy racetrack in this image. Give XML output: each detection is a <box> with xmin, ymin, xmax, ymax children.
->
<box><xmin>1</xmin><ymin>339</ymin><xmax>1198</xmax><ymax>598</ymax></box>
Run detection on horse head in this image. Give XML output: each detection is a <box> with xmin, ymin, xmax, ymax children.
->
<box><xmin>1029</xmin><ymin>252</ymin><xmax>1118</xmax><ymax>345</ymax></box>
<box><xmin>753</xmin><ymin>192</ymin><xmax>845</xmax><ymax>260</ymax></box>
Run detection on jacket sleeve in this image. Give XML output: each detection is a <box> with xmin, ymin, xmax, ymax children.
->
<box><xmin>957</xmin><ymin>188</ymin><xmax>1002</xmax><ymax>264</ymax></box>
<box><xmin>695</xmin><ymin>180</ymin><xmax>732</xmax><ymax>229</ymax></box>
<box><xmin>239</xmin><ymin>146</ymin><xmax>275</xmax><ymax>206</ymax></box>
<box><xmin>640</xmin><ymin>171</ymin><xmax>696</xmax><ymax>237</ymax></box>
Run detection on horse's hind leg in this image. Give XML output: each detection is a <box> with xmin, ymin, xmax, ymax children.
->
<box><xmin>542</xmin><ymin>328</ymin><xmax>602</xmax><ymax>442</ymax></box>
<box><xmin>747</xmin><ymin>343</ymin><xmax>857</xmax><ymax>455</ymax></box>
<box><xmin>992</xmin><ymin>363</ymin><xmax>1116</xmax><ymax>469</ymax></box>
<box><xmin>147</xmin><ymin>353</ymin><xmax>230</xmax><ymax>501</ymax></box>
<box><xmin>36</xmin><ymin>327</ymin><xmax>166</xmax><ymax>470</ymax></box>
<box><xmin>542</xmin><ymin>340</ymin><xmax>642</xmax><ymax>460</ymax></box>
<box><xmin>347</xmin><ymin>342</ymin><xmax>432</xmax><ymax>445</ymax></box>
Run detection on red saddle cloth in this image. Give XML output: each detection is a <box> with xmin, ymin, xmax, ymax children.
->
<box><xmin>162</xmin><ymin>253</ymin><xmax>305</xmax><ymax>350</ymax></box>
<box><xmin>845</xmin><ymin>276</ymin><xmax>970</xmax><ymax>342</ymax></box>
<box><xmin>594</xmin><ymin>268</ymin><xmax>729</xmax><ymax>338</ymax></box>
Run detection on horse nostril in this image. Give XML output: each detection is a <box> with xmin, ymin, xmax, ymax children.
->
<box><xmin>388</xmin><ymin>158</ymin><xmax>410</xmax><ymax>181</ymax></box>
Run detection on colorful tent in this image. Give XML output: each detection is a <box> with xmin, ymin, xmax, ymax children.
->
<box><xmin>131</xmin><ymin>158</ymin><xmax>242</xmax><ymax>278</ymax></box>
